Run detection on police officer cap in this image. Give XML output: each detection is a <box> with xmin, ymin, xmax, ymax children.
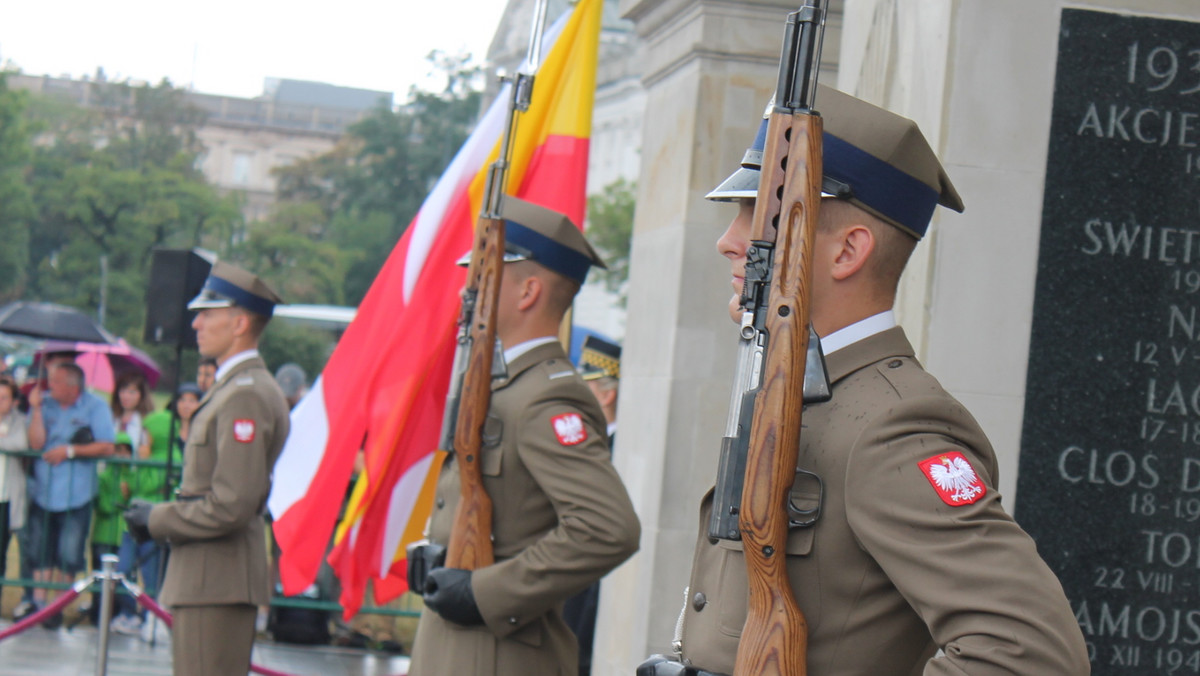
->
<box><xmin>187</xmin><ymin>260</ymin><xmax>284</xmax><ymax>318</ymax></box>
<box><xmin>579</xmin><ymin>335</ymin><xmax>621</xmax><ymax>381</ymax></box>
<box><xmin>458</xmin><ymin>197</ymin><xmax>607</xmax><ymax>284</ymax></box>
<box><xmin>706</xmin><ymin>85</ymin><xmax>964</xmax><ymax>239</ymax></box>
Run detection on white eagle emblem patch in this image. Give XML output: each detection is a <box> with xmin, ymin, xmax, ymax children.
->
<box><xmin>918</xmin><ymin>452</ymin><xmax>986</xmax><ymax>506</ymax></box>
<box><xmin>551</xmin><ymin>413</ymin><xmax>587</xmax><ymax>446</ymax></box>
<box><xmin>233</xmin><ymin>419</ymin><xmax>256</xmax><ymax>444</ymax></box>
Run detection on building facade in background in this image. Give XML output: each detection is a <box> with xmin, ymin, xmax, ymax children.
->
<box><xmin>9</xmin><ymin>73</ymin><xmax>390</xmax><ymax>223</ymax></box>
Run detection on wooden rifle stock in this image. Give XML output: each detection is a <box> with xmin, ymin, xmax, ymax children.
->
<box><xmin>734</xmin><ymin>3</ymin><xmax>826</xmax><ymax>673</ymax></box>
<box><xmin>734</xmin><ymin>109</ymin><xmax>821</xmax><ymax>676</ymax></box>
<box><xmin>444</xmin><ymin>214</ymin><xmax>505</xmax><ymax>570</ymax></box>
<box><xmin>440</xmin><ymin>0</ymin><xmax>549</xmax><ymax>572</ymax></box>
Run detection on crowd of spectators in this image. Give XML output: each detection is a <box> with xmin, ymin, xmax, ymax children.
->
<box><xmin>0</xmin><ymin>353</ymin><xmax>211</xmax><ymax>637</ymax></box>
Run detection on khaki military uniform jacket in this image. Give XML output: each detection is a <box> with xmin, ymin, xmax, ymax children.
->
<box><xmin>410</xmin><ymin>341</ymin><xmax>640</xmax><ymax>676</ymax></box>
<box><xmin>148</xmin><ymin>355</ymin><xmax>290</xmax><ymax>607</ymax></box>
<box><xmin>680</xmin><ymin>327</ymin><xmax>1089</xmax><ymax>675</ymax></box>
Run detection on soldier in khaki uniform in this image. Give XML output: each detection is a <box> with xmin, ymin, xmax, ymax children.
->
<box><xmin>409</xmin><ymin>198</ymin><xmax>641</xmax><ymax>676</ymax></box>
<box><xmin>125</xmin><ymin>261</ymin><xmax>290</xmax><ymax>676</ymax></box>
<box><xmin>647</xmin><ymin>88</ymin><xmax>1090</xmax><ymax>675</ymax></box>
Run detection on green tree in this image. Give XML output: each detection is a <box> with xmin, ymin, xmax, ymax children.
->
<box><xmin>586</xmin><ymin>177</ymin><xmax>637</xmax><ymax>305</ymax></box>
<box><xmin>267</xmin><ymin>51</ymin><xmax>485</xmax><ymax>306</ymax></box>
<box><xmin>0</xmin><ymin>72</ymin><xmax>35</xmax><ymax>301</ymax></box>
<box><xmin>23</xmin><ymin>77</ymin><xmax>241</xmax><ymax>346</ymax></box>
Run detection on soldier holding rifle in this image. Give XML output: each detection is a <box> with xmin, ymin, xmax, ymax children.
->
<box><xmin>408</xmin><ymin>198</ymin><xmax>641</xmax><ymax>676</ymax></box>
<box><xmin>648</xmin><ymin>82</ymin><xmax>1090</xmax><ymax>675</ymax></box>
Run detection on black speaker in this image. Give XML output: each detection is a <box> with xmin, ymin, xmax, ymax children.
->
<box><xmin>143</xmin><ymin>248</ymin><xmax>214</xmax><ymax>347</ymax></box>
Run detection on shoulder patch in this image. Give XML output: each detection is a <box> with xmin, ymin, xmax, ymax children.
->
<box><xmin>235</xmin><ymin>376</ymin><xmax>255</xmax><ymax>387</ymax></box>
<box><xmin>551</xmin><ymin>412</ymin><xmax>588</xmax><ymax>446</ymax></box>
<box><xmin>233</xmin><ymin>419</ymin><xmax>256</xmax><ymax>443</ymax></box>
<box><xmin>918</xmin><ymin>451</ymin><xmax>985</xmax><ymax>506</ymax></box>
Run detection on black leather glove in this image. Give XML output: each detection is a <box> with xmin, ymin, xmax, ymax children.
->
<box><xmin>423</xmin><ymin>567</ymin><xmax>483</xmax><ymax>626</ymax></box>
<box><xmin>123</xmin><ymin>499</ymin><xmax>154</xmax><ymax>544</ymax></box>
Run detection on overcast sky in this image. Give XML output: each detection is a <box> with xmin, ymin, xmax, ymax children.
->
<box><xmin>0</xmin><ymin>0</ymin><xmax>509</xmax><ymax>101</ymax></box>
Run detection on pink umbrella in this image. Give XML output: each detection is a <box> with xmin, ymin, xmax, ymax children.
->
<box><xmin>36</xmin><ymin>339</ymin><xmax>161</xmax><ymax>392</ymax></box>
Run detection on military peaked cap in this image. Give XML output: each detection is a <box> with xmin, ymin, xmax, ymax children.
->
<box><xmin>707</xmin><ymin>85</ymin><xmax>964</xmax><ymax>239</ymax></box>
<box><xmin>579</xmin><ymin>335</ymin><xmax>621</xmax><ymax>381</ymax></box>
<box><xmin>187</xmin><ymin>260</ymin><xmax>284</xmax><ymax>318</ymax></box>
<box><xmin>458</xmin><ymin>197</ymin><xmax>607</xmax><ymax>284</ymax></box>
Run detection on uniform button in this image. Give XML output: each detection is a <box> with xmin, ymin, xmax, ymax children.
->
<box><xmin>692</xmin><ymin>592</ymin><xmax>707</xmax><ymax>611</ymax></box>
<box><xmin>888</xmin><ymin>359</ymin><xmax>903</xmax><ymax>369</ymax></box>
<box><xmin>508</xmin><ymin>616</ymin><xmax>518</xmax><ymax>625</ymax></box>
<box><xmin>435</xmin><ymin>497</ymin><xmax>445</xmax><ymax>509</ymax></box>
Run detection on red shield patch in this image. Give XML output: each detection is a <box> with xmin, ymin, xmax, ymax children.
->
<box><xmin>233</xmin><ymin>419</ymin><xmax>256</xmax><ymax>444</ymax></box>
<box><xmin>917</xmin><ymin>451</ymin><xmax>986</xmax><ymax>506</ymax></box>
<box><xmin>551</xmin><ymin>413</ymin><xmax>587</xmax><ymax>446</ymax></box>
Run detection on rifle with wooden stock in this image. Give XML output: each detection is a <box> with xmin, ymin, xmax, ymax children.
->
<box><xmin>709</xmin><ymin>3</ymin><xmax>830</xmax><ymax>674</ymax></box>
<box><xmin>437</xmin><ymin>0</ymin><xmax>550</xmax><ymax>571</ymax></box>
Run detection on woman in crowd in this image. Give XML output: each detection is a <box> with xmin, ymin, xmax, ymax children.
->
<box><xmin>0</xmin><ymin>377</ymin><xmax>28</xmax><ymax>581</ymax></box>
<box><xmin>111</xmin><ymin>373</ymin><xmax>152</xmax><ymax>460</ymax></box>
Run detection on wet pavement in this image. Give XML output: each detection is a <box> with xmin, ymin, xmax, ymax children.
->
<box><xmin>0</xmin><ymin>619</ymin><xmax>412</xmax><ymax>676</ymax></box>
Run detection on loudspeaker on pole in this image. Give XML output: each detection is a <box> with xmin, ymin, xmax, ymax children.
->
<box><xmin>143</xmin><ymin>248</ymin><xmax>215</xmax><ymax>348</ymax></box>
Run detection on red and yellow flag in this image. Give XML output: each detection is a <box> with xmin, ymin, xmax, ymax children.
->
<box><xmin>270</xmin><ymin>0</ymin><xmax>603</xmax><ymax>617</ymax></box>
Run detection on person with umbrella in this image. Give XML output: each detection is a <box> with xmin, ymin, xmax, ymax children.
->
<box><xmin>25</xmin><ymin>361</ymin><xmax>115</xmax><ymax>628</ymax></box>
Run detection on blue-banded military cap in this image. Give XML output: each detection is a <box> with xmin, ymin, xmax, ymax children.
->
<box><xmin>706</xmin><ymin>85</ymin><xmax>964</xmax><ymax>239</ymax></box>
<box><xmin>456</xmin><ymin>197</ymin><xmax>607</xmax><ymax>284</ymax></box>
<box><xmin>579</xmin><ymin>335</ymin><xmax>621</xmax><ymax>381</ymax></box>
<box><xmin>187</xmin><ymin>260</ymin><xmax>283</xmax><ymax>318</ymax></box>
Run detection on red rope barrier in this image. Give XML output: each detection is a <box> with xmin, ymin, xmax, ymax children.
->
<box><xmin>0</xmin><ymin>586</ymin><xmax>83</xmax><ymax>641</ymax></box>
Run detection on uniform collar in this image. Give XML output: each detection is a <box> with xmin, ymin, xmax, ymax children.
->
<box><xmin>199</xmin><ymin>353</ymin><xmax>265</xmax><ymax>410</ymax></box>
<box><xmin>824</xmin><ymin>325</ymin><xmax>915</xmax><ymax>385</ymax></box>
<box><xmin>503</xmin><ymin>336</ymin><xmax>559</xmax><ymax>364</ymax></box>
<box><xmin>494</xmin><ymin>340</ymin><xmax>568</xmax><ymax>390</ymax></box>
<box><xmin>215</xmin><ymin>349</ymin><xmax>260</xmax><ymax>382</ymax></box>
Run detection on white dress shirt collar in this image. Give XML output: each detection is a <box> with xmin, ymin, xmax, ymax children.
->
<box><xmin>819</xmin><ymin>310</ymin><xmax>896</xmax><ymax>356</ymax></box>
<box><xmin>215</xmin><ymin>349</ymin><xmax>260</xmax><ymax>382</ymax></box>
<box><xmin>503</xmin><ymin>336</ymin><xmax>559</xmax><ymax>364</ymax></box>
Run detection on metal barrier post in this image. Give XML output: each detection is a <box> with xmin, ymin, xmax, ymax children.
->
<box><xmin>95</xmin><ymin>553</ymin><xmax>119</xmax><ymax>676</ymax></box>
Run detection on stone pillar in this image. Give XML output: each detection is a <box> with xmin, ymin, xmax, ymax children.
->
<box><xmin>591</xmin><ymin>1</ymin><xmax>834</xmax><ymax>673</ymax></box>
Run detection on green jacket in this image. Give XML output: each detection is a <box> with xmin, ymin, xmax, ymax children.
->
<box><xmin>92</xmin><ymin>460</ymin><xmax>126</xmax><ymax>547</ymax></box>
<box><xmin>131</xmin><ymin>409</ymin><xmax>185</xmax><ymax>502</ymax></box>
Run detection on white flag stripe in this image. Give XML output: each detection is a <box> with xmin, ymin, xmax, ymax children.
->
<box><xmin>402</xmin><ymin>89</ymin><xmax>509</xmax><ymax>302</ymax></box>
<box><xmin>267</xmin><ymin>374</ymin><xmax>329</xmax><ymax>518</ymax></box>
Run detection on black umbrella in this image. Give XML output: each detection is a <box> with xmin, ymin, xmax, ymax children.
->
<box><xmin>0</xmin><ymin>301</ymin><xmax>116</xmax><ymax>344</ymax></box>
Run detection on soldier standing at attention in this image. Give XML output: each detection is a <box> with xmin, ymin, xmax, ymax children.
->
<box><xmin>655</xmin><ymin>87</ymin><xmax>1089</xmax><ymax>675</ymax></box>
<box><xmin>409</xmin><ymin>197</ymin><xmax>641</xmax><ymax>676</ymax></box>
<box><xmin>124</xmin><ymin>261</ymin><xmax>290</xmax><ymax>676</ymax></box>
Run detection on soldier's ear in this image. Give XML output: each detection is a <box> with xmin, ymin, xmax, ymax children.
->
<box><xmin>516</xmin><ymin>274</ymin><xmax>542</xmax><ymax>312</ymax></box>
<box><xmin>829</xmin><ymin>224</ymin><xmax>875</xmax><ymax>281</ymax></box>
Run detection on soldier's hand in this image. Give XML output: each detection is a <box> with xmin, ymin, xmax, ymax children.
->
<box><xmin>422</xmin><ymin>567</ymin><xmax>483</xmax><ymax>626</ymax></box>
<box><xmin>123</xmin><ymin>499</ymin><xmax>154</xmax><ymax>544</ymax></box>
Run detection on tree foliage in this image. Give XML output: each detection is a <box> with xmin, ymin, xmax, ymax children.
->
<box><xmin>0</xmin><ymin>73</ymin><xmax>35</xmax><ymax>302</ymax></box>
<box><xmin>586</xmin><ymin>177</ymin><xmax>637</xmax><ymax>305</ymax></box>
<box><xmin>4</xmin><ymin>52</ymin><xmax>487</xmax><ymax>382</ymax></box>
<box><xmin>269</xmin><ymin>51</ymin><xmax>484</xmax><ymax>305</ymax></box>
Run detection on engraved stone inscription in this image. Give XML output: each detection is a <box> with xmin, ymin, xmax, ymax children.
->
<box><xmin>1017</xmin><ymin>9</ymin><xmax>1200</xmax><ymax>674</ymax></box>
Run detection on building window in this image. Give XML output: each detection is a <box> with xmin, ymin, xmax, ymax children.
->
<box><xmin>232</xmin><ymin>152</ymin><xmax>252</xmax><ymax>186</ymax></box>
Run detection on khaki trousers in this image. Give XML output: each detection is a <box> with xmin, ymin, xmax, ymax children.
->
<box><xmin>171</xmin><ymin>604</ymin><xmax>257</xmax><ymax>676</ymax></box>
